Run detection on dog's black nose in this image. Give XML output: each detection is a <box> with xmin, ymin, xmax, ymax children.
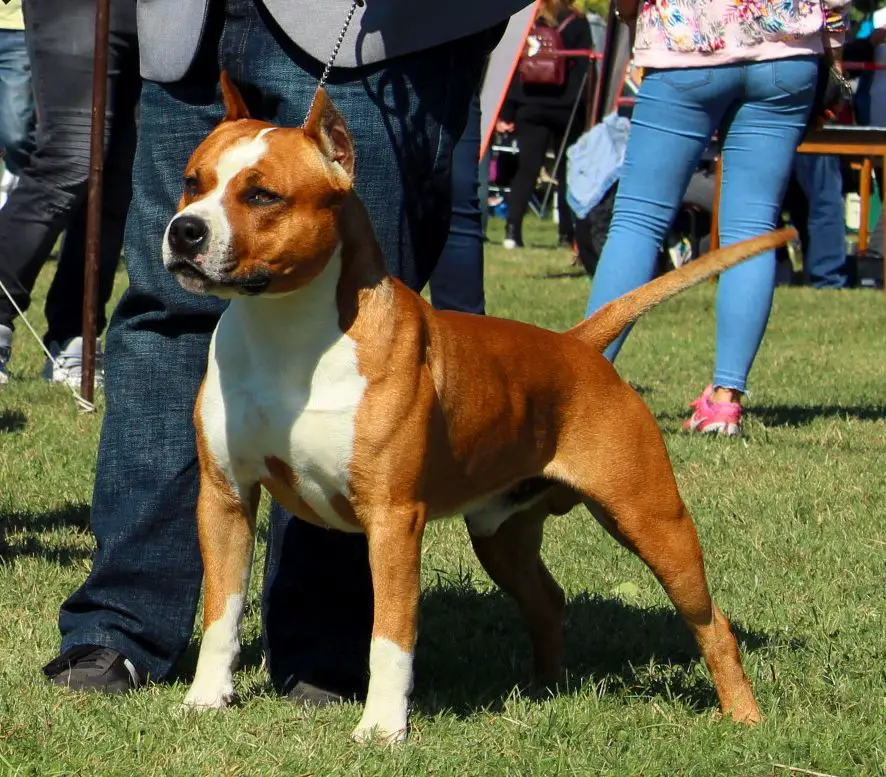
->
<box><xmin>168</xmin><ymin>215</ymin><xmax>209</xmax><ymax>257</ymax></box>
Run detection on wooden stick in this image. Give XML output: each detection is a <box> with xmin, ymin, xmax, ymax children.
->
<box><xmin>81</xmin><ymin>0</ymin><xmax>111</xmax><ymax>402</ymax></box>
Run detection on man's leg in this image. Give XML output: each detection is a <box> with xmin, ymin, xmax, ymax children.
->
<box><xmin>241</xmin><ymin>5</ymin><xmax>492</xmax><ymax>695</ymax></box>
<box><xmin>429</xmin><ymin>91</ymin><xmax>485</xmax><ymax>315</ymax></box>
<box><xmin>793</xmin><ymin>154</ymin><xmax>847</xmax><ymax>289</ymax></box>
<box><xmin>0</xmin><ymin>28</ymin><xmax>35</xmax><ymax>176</ymax></box>
<box><xmin>54</xmin><ymin>72</ymin><xmax>226</xmax><ymax>681</ymax></box>
<box><xmin>505</xmin><ymin>116</ymin><xmax>549</xmax><ymax>247</ymax></box>
<box><xmin>44</xmin><ymin>30</ymin><xmax>140</xmax><ymax>347</ymax></box>
<box><xmin>0</xmin><ymin>0</ymin><xmax>132</xmax><ymax>334</ymax></box>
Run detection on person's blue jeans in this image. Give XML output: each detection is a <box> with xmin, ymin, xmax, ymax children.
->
<box><xmin>0</xmin><ymin>28</ymin><xmax>35</xmax><ymax>175</ymax></box>
<box><xmin>585</xmin><ymin>57</ymin><xmax>817</xmax><ymax>393</ymax></box>
<box><xmin>793</xmin><ymin>154</ymin><xmax>847</xmax><ymax>289</ymax></box>
<box><xmin>429</xmin><ymin>91</ymin><xmax>485</xmax><ymax>315</ymax></box>
<box><xmin>56</xmin><ymin>0</ymin><xmax>492</xmax><ymax>694</ymax></box>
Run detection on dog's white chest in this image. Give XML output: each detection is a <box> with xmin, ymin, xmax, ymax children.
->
<box><xmin>198</xmin><ymin>263</ymin><xmax>367</xmax><ymax>532</ymax></box>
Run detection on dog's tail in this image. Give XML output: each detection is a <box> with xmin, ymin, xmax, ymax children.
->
<box><xmin>569</xmin><ymin>227</ymin><xmax>797</xmax><ymax>353</ymax></box>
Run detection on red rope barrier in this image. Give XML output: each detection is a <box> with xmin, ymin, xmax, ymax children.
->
<box><xmin>842</xmin><ymin>60</ymin><xmax>886</xmax><ymax>71</ymax></box>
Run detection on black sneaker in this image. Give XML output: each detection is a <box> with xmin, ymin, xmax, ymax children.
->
<box><xmin>43</xmin><ymin>645</ymin><xmax>140</xmax><ymax>694</ymax></box>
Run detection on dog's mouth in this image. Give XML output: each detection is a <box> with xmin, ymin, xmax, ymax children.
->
<box><xmin>166</xmin><ymin>256</ymin><xmax>271</xmax><ymax>296</ymax></box>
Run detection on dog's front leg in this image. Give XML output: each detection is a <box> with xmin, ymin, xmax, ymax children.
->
<box><xmin>183</xmin><ymin>444</ymin><xmax>259</xmax><ymax>711</ymax></box>
<box><xmin>352</xmin><ymin>505</ymin><xmax>427</xmax><ymax>744</ymax></box>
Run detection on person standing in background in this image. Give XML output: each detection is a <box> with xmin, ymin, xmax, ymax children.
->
<box><xmin>792</xmin><ymin>154</ymin><xmax>849</xmax><ymax>289</ymax></box>
<box><xmin>0</xmin><ymin>0</ymin><xmax>34</xmax><ymax>207</ymax></box>
<box><xmin>0</xmin><ymin>0</ymin><xmax>139</xmax><ymax>388</ymax></box>
<box><xmin>865</xmin><ymin>15</ymin><xmax>886</xmax><ymax>260</ymax></box>
<box><xmin>584</xmin><ymin>0</ymin><xmax>851</xmax><ymax>436</ymax></box>
<box><xmin>497</xmin><ymin>0</ymin><xmax>591</xmax><ymax>251</ymax></box>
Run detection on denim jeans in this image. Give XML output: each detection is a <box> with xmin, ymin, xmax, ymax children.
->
<box><xmin>0</xmin><ymin>28</ymin><xmax>35</xmax><ymax>175</ymax></box>
<box><xmin>793</xmin><ymin>154</ymin><xmax>847</xmax><ymax>289</ymax></box>
<box><xmin>585</xmin><ymin>57</ymin><xmax>817</xmax><ymax>393</ymax></box>
<box><xmin>57</xmin><ymin>0</ymin><xmax>490</xmax><ymax>692</ymax></box>
<box><xmin>429</xmin><ymin>91</ymin><xmax>486</xmax><ymax>315</ymax></box>
<box><xmin>0</xmin><ymin>0</ymin><xmax>139</xmax><ymax>343</ymax></box>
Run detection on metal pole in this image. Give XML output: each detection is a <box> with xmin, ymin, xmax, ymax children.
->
<box><xmin>589</xmin><ymin>1</ymin><xmax>619</xmax><ymax>128</ymax></box>
<box><xmin>539</xmin><ymin>63</ymin><xmax>590</xmax><ymax>217</ymax></box>
<box><xmin>81</xmin><ymin>0</ymin><xmax>111</xmax><ymax>402</ymax></box>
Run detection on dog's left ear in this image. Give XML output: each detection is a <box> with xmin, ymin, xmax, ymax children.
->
<box><xmin>220</xmin><ymin>70</ymin><xmax>250</xmax><ymax>122</ymax></box>
<box><xmin>302</xmin><ymin>88</ymin><xmax>355</xmax><ymax>180</ymax></box>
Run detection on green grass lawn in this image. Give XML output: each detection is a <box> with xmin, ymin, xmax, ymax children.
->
<box><xmin>1</xmin><ymin>219</ymin><xmax>885</xmax><ymax>776</ymax></box>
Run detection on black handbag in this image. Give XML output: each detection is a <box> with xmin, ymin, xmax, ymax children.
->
<box><xmin>807</xmin><ymin>57</ymin><xmax>854</xmax><ymax>131</ymax></box>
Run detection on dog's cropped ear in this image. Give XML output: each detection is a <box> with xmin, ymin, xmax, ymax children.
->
<box><xmin>302</xmin><ymin>88</ymin><xmax>355</xmax><ymax>180</ymax></box>
<box><xmin>220</xmin><ymin>70</ymin><xmax>250</xmax><ymax>122</ymax></box>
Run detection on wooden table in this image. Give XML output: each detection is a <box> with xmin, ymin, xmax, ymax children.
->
<box><xmin>710</xmin><ymin>126</ymin><xmax>886</xmax><ymax>291</ymax></box>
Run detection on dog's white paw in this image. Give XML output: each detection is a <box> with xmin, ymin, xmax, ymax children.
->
<box><xmin>351</xmin><ymin>707</ymin><xmax>408</xmax><ymax>745</ymax></box>
<box><xmin>181</xmin><ymin>682</ymin><xmax>234</xmax><ymax>711</ymax></box>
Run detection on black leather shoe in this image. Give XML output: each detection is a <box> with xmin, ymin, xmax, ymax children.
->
<box><xmin>43</xmin><ymin>645</ymin><xmax>140</xmax><ymax>694</ymax></box>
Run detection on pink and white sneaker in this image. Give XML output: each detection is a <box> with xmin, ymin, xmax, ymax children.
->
<box><xmin>683</xmin><ymin>385</ymin><xmax>743</xmax><ymax>437</ymax></box>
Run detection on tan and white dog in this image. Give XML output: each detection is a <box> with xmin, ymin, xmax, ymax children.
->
<box><xmin>164</xmin><ymin>73</ymin><xmax>791</xmax><ymax>743</ymax></box>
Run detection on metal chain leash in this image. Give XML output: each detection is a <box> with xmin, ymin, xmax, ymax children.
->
<box><xmin>303</xmin><ymin>0</ymin><xmax>364</xmax><ymax>125</ymax></box>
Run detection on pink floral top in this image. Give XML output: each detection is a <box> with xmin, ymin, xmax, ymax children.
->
<box><xmin>633</xmin><ymin>0</ymin><xmax>851</xmax><ymax>69</ymax></box>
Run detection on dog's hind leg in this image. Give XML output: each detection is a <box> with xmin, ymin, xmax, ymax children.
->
<box><xmin>467</xmin><ymin>493</ymin><xmax>573</xmax><ymax>687</ymax></box>
<box><xmin>548</xmin><ymin>388</ymin><xmax>761</xmax><ymax>723</ymax></box>
<box><xmin>183</xmin><ymin>436</ymin><xmax>259</xmax><ymax>710</ymax></box>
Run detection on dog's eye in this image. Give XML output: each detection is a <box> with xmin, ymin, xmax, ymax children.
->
<box><xmin>183</xmin><ymin>176</ymin><xmax>200</xmax><ymax>196</ymax></box>
<box><xmin>245</xmin><ymin>187</ymin><xmax>283</xmax><ymax>206</ymax></box>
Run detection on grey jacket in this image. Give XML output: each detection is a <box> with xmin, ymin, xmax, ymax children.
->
<box><xmin>137</xmin><ymin>0</ymin><xmax>533</xmax><ymax>82</ymax></box>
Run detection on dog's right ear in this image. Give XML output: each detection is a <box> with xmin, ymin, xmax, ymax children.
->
<box><xmin>303</xmin><ymin>88</ymin><xmax>355</xmax><ymax>181</ymax></box>
<box><xmin>220</xmin><ymin>70</ymin><xmax>250</xmax><ymax>122</ymax></box>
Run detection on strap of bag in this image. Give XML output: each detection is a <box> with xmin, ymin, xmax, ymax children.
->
<box><xmin>557</xmin><ymin>12</ymin><xmax>578</xmax><ymax>33</ymax></box>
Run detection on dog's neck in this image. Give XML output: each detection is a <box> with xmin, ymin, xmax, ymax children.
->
<box><xmin>227</xmin><ymin>191</ymin><xmax>389</xmax><ymax>349</ymax></box>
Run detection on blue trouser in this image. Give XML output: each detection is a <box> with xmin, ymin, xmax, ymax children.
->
<box><xmin>57</xmin><ymin>0</ymin><xmax>491</xmax><ymax>693</ymax></box>
<box><xmin>793</xmin><ymin>154</ymin><xmax>847</xmax><ymax>289</ymax></box>
<box><xmin>0</xmin><ymin>28</ymin><xmax>34</xmax><ymax>175</ymax></box>
<box><xmin>585</xmin><ymin>57</ymin><xmax>817</xmax><ymax>393</ymax></box>
<box><xmin>429</xmin><ymin>91</ymin><xmax>485</xmax><ymax>315</ymax></box>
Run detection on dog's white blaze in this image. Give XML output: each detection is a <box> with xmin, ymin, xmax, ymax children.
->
<box><xmin>198</xmin><ymin>248</ymin><xmax>366</xmax><ymax>533</ymax></box>
<box><xmin>353</xmin><ymin>637</ymin><xmax>412</xmax><ymax>742</ymax></box>
<box><xmin>162</xmin><ymin>127</ymin><xmax>277</xmax><ymax>271</ymax></box>
<box><xmin>183</xmin><ymin>592</ymin><xmax>245</xmax><ymax>709</ymax></box>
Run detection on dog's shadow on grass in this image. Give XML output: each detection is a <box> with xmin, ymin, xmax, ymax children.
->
<box><xmin>227</xmin><ymin>581</ymin><xmax>795</xmax><ymax>719</ymax></box>
<box><xmin>409</xmin><ymin>584</ymin><xmax>782</xmax><ymax>718</ymax></box>
<box><xmin>0</xmin><ymin>503</ymin><xmax>92</xmax><ymax>564</ymax></box>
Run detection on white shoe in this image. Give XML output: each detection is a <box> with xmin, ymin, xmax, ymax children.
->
<box><xmin>0</xmin><ymin>324</ymin><xmax>11</xmax><ymax>385</ymax></box>
<box><xmin>502</xmin><ymin>238</ymin><xmax>518</xmax><ymax>250</ymax></box>
<box><xmin>42</xmin><ymin>336</ymin><xmax>104</xmax><ymax>389</ymax></box>
<box><xmin>0</xmin><ymin>169</ymin><xmax>18</xmax><ymax>209</ymax></box>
